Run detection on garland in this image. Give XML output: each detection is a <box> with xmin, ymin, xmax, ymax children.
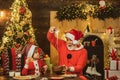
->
<box><xmin>56</xmin><ymin>3</ymin><xmax>120</xmax><ymax>21</ymax></box>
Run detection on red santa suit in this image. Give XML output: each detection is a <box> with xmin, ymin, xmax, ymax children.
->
<box><xmin>22</xmin><ymin>45</ymin><xmax>46</xmax><ymax>76</ymax></box>
<box><xmin>47</xmin><ymin>29</ymin><xmax>88</xmax><ymax>79</ymax></box>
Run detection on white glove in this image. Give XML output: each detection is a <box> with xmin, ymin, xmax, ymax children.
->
<box><xmin>49</xmin><ymin>26</ymin><xmax>56</xmax><ymax>33</ymax></box>
<box><xmin>49</xmin><ymin>26</ymin><xmax>60</xmax><ymax>33</ymax></box>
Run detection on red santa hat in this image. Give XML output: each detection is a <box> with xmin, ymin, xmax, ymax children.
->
<box><xmin>27</xmin><ymin>45</ymin><xmax>37</xmax><ymax>58</ymax></box>
<box><xmin>65</xmin><ymin>29</ymin><xmax>83</xmax><ymax>44</ymax></box>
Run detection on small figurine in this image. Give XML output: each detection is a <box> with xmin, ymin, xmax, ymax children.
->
<box><xmin>44</xmin><ymin>54</ymin><xmax>53</xmax><ymax>74</ymax></box>
<box><xmin>86</xmin><ymin>54</ymin><xmax>101</xmax><ymax>76</ymax></box>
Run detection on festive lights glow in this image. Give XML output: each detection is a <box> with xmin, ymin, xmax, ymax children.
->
<box><xmin>56</xmin><ymin>2</ymin><xmax>120</xmax><ymax>21</ymax></box>
<box><xmin>0</xmin><ymin>11</ymin><xmax>4</xmax><ymax>17</ymax></box>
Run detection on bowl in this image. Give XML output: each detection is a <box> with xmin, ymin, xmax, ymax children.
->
<box><xmin>53</xmin><ymin>66</ymin><xmax>64</xmax><ymax>75</ymax></box>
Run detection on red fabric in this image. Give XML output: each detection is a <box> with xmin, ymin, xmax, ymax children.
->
<box><xmin>1</xmin><ymin>53</ymin><xmax>4</xmax><ymax>68</ymax></box>
<box><xmin>108</xmin><ymin>76</ymin><xmax>118</xmax><ymax>80</ymax></box>
<box><xmin>79</xmin><ymin>75</ymin><xmax>88</xmax><ymax>80</ymax></box>
<box><xmin>110</xmin><ymin>48</ymin><xmax>117</xmax><ymax>60</ymax></box>
<box><xmin>11</xmin><ymin>48</ymin><xmax>16</xmax><ymax>71</ymax></box>
<box><xmin>22</xmin><ymin>59</ymin><xmax>45</xmax><ymax>75</ymax></box>
<box><xmin>1</xmin><ymin>48</ymin><xmax>16</xmax><ymax>71</ymax></box>
<box><xmin>47</xmin><ymin>32</ymin><xmax>87</xmax><ymax>77</ymax></box>
<box><xmin>38</xmin><ymin>48</ymin><xmax>42</xmax><ymax>54</ymax></box>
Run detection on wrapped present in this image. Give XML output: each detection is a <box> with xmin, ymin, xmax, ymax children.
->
<box><xmin>108</xmin><ymin>76</ymin><xmax>118</xmax><ymax>80</ymax></box>
<box><xmin>104</xmin><ymin>69</ymin><xmax>120</xmax><ymax>79</ymax></box>
<box><xmin>110</xmin><ymin>60</ymin><xmax>120</xmax><ymax>70</ymax></box>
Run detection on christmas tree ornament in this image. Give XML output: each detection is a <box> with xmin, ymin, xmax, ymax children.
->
<box><xmin>107</xmin><ymin>27</ymin><xmax>114</xmax><ymax>34</ymax></box>
<box><xmin>2</xmin><ymin>47</ymin><xmax>10</xmax><ymax>74</ymax></box>
<box><xmin>17</xmin><ymin>32</ymin><xmax>24</xmax><ymax>38</ymax></box>
<box><xmin>20</xmin><ymin>21</ymin><xmax>26</xmax><ymax>26</ymax></box>
<box><xmin>15</xmin><ymin>43</ymin><xmax>20</xmax><ymax>48</ymax></box>
<box><xmin>0</xmin><ymin>0</ymin><xmax>37</xmax><ymax>74</ymax></box>
<box><xmin>25</xmin><ymin>10</ymin><xmax>32</xmax><ymax>18</ymax></box>
<box><xmin>19</xmin><ymin>6</ymin><xmax>26</xmax><ymax>15</ymax></box>
<box><xmin>24</xmin><ymin>31</ymin><xmax>29</xmax><ymax>36</ymax></box>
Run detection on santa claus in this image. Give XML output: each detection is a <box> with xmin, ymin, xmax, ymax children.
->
<box><xmin>22</xmin><ymin>45</ymin><xmax>48</xmax><ymax>76</ymax></box>
<box><xmin>47</xmin><ymin>27</ymin><xmax>88</xmax><ymax>80</ymax></box>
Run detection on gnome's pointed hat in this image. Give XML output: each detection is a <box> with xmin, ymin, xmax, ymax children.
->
<box><xmin>27</xmin><ymin>45</ymin><xmax>37</xmax><ymax>58</ymax></box>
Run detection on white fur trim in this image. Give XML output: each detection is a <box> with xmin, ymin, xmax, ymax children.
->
<box><xmin>24</xmin><ymin>64</ymin><xmax>28</xmax><ymax>69</ymax></box>
<box><xmin>69</xmin><ymin>66</ymin><xmax>74</xmax><ymax>72</ymax></box>
<box><xmin>27</xmin><ymin>45</ymin><xmax>36</xmax><ymax>58</ymax></box>
<box><xmin>34</xmin><ymin>60</ymin><xmax>40</xmax><ymax>76</ymax></box>
<box><xmin>73</xmin><ymin>40</ymin><xmax>79</xmax><ymax>44</ymax></box>
<box><xmin>66</xmin><ymin>33</ymin><xmax>79</xmax><ymax>44</ymax></box>
<box><xmin>67</xmin><ymin>44</ymin><xmax>84</xmax><ymax>50</ymax></box>
<box><xmin>66</xmin><ymin>33</ymin><xmax>75</xmax><ymax>41</ymax></box>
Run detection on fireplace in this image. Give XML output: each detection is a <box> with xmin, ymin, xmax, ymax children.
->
<box><xmin>82</xmin><ymin>34</ymin><xmax>104</xmax><ymax>79</ymax></box>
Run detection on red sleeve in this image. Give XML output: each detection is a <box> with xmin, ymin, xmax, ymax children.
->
<box><xmin>22</xmin><ymin>67</ymin><xmax>28</xmax><ymax>76</ymax></box>
<box><xmin>74</xmin><ymin>49</ymin><xmax>88</xmax><ymax>73</ymax></box>
<box><xmin>22</xmin><ymin>62</ymin><xmax>32</xmax><ymax>76</ymax></box>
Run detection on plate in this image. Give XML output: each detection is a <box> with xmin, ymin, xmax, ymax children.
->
<box><xmin>60</xmin><ymin>74</ymin><xmax>77</xmax><ymax>78</ymax></box>
<box><xmin>13</xmin><ymin>75</ymin><xmax>36</xmax><ymax>80</ymax></box>
<box><xmin>49</xmin><ymin>76</ymin><xmax>64</xmax><ymax>79</ymax></box>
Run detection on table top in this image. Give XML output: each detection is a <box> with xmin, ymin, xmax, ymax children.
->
<box><xmin>0</xmin><ymin>74</ymin><xmax>81</xmax><ymax>80</ymax></box>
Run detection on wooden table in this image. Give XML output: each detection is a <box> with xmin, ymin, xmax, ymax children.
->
<box><xmin>0</xmin><ymin>74</ymin><xmax>81</xmax><ymax>80</ymax></box>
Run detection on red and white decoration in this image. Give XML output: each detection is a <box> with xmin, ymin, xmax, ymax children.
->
<box><xmin>104</xmin><ymin>69</ymin><xmax>120</xmax><ymax>79</ymax></box>
<box><xmin>2</xmin><ymin>47</ymin><xmax>10</xmax><ymax>74</ymax></box>
<box><xmin>110</xmin><ymin>60</ymin><xmax>120</xmax><ymax>70</ymax></box>
<box><xmin>109</xmin><ymin>48</ymin><xmax>117</xmax><ymax>60</ymax></box>
<box><xmin>105</xmin><ymin>46</ymin><xmax>120</xmax><ymax>79</ymax></box>
<box><xmin>99</xmin><ymin>0</ymin><xmax>106</xmax><ymax>10</ymax></box>
<box><xmin>106</xmin><ymin>27</ymin><xmax>114</xmax><ymax>34</ymax></box>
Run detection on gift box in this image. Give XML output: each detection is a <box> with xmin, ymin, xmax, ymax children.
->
<box><xmin>110</xmin><ymin>60</ymin><xmax>120</xmax><ymax>70</ymax></box>
<box><xmin>104</xmin><ymin>69</ymin><xmax>120</xmax><ymax>79</ymax></box>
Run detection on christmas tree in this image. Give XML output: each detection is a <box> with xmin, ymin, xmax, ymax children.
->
<box><xmin>0</xmin><ymin>0</ymin><xmax>36</xmax><ymax>52</ymax></box>
<box><xmin>0</xmin><ymin>0</ymin><xmax>37</xmax><ymax>73</ymax></box>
